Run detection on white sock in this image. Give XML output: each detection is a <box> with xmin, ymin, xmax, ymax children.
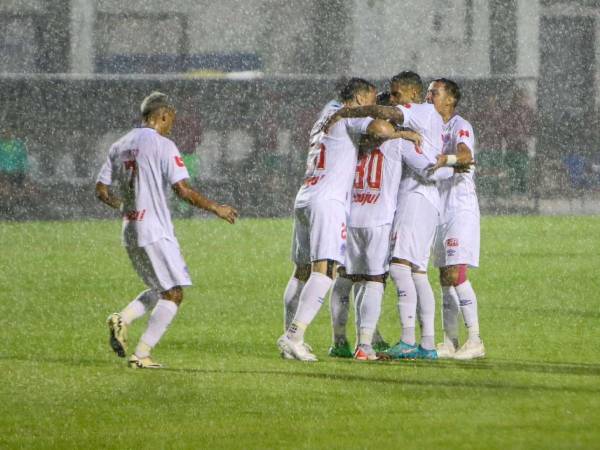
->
<box><xmin>358</xmin><ymin>281</ymin><xmax>384</xmax><ymax>346</ymax></box>
<box><xmin>136</xmin><ymin>299</ymin><xmax>178</xmax><ymax>358</ymax></box>
<box><xmin>455</xmin><ymin>280</ymin><xmax>481</xmax><ymax>343</ymax></box>
<box><xmin>283</xmin><ymin>276</ymin><xmax>305</xmax><ymax>331</ymax></box>
<box><xmin>442</xmin><ymin>286</ymin><xmax>460</xmax><ymax>347</ymax></box>
<box><xmin>413</xmin><ymin>272</ymin><xmax>435</xmax><ymax>350</ymax></box>
<box><xmin>353</xmin><ymin>282</ymin><xmax>362</xmax><ymax>345</ymax></box>
<box><xmin>120</xmin><ymin>289</ymin><xmax>159</xmax><ymax>325</ymax></box>
<box><xmin>390</xmin><ymin>264</ymin><xmax>417</xmax><ymax>345</ymax></box>
<box><xmin>329</xmin><ymin>276</ymin><xmax>353</xmax><ymax>344</ymax></box>
<box><xmin>287</xmin><ymin>272</ymin><xmax>333</xmax><ymax>342</ymax></box>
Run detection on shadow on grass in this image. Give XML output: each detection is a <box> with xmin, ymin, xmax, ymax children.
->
<box><xmin>159</xmin><ymin>364</ymin><xmax>600</xmax><ymax>395</ymax></box>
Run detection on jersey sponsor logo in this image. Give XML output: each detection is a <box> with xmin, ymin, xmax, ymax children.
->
<box><xmin>175</xmin><ymin>156</ymin><xmax>186</xmax><ymax>167</ymax></box>
<box><xmin>446</xmin><ymin>238</ymin><xmax>459</xmax><ymax>247</ymax></box>
<box><xmin>123</xmin><ymin>209</ymin><xmax>146</xmax><ymax>221</ymax></box>
<box><xmin>458</xmin><ymin>129</ymin><xmax>470</xmax><ymax>138</ymax></box>
<box><xmin>352</xmin><ymin>192</ymin><xmax>381</xmax><ymax>205</ymax></box>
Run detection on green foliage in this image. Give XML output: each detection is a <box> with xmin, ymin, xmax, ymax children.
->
<box><xmin>1</xmin><ymin>217</ymin><xmax>599</xmax><ymax>449</ymax></box>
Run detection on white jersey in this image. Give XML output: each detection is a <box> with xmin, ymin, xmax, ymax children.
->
<box><xmin>437</xmin><ymin>115</ymin><xmax>478</xmax><ymax>218</ymax></box>
<box><xmin>96</xmin><ymin>127</ymin><xmax>190</xmax><ymax>247</ymax></box>
<box><xmin>349</xmin><ymin>139</ymin><xmax>404</xmax><ymax>228</ymax></box>
<box><xmin>295</xmin><ymin>117</ymin><xmax>373</xmax><ymax>208</ymax></box>
<box><xmin>396</xmin><ymin>102</ymin><xmax>444</xmax><ymax>210</ymax></box>
<box><xmin>309</xmin><ymin>100</ymin><xmax>342</xmax><ymax>149</ymax></box>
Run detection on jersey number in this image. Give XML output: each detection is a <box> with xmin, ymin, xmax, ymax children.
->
<box><xmin>354</xmin><ymin>149</ymin><xmax>383</xmax><ymax>190</ymax></box>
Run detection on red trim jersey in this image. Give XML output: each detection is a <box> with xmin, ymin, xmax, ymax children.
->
<box><xmin>437</xmin><ymin>114</ymin><xmax>478</xmax><ymax>217</ymax></box>
<box><xmin>96</xmin><ymin>127</ymin><xmax>189</xmax><ymax>247</ymax></box>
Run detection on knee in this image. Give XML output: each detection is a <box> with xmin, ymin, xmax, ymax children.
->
<box><xmin>440</xmin><ymin>265</ymin><xmax>468</xmax><ymax>287</ymax></box>
<box><xmin>293</xmin><ymin>265</ymin><xmax>311</xmax><ymax>282</ymax></box>
<box><xmin>162</xmin><ymin>286</ymin><xmax>184</xmax><ymax>305</ymax></box>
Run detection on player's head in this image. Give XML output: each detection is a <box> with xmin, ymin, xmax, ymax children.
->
<box><xmin>426</xmin><ymin>78</ymin><xmax>461</xmax><ymax>113</ymax></box>
<box><xmin>141</xmin><ymin>91</ymin><xmax>176</xmax><ymax>136</ymax></box>
<box><xmin>389</xmin><ymin>71</ymin><xmax>423</xmax><ymax>105</ymax></box>
<box><xmin>339</xmin><ymin>78</ymin><xmax>377</xmax><ymax>107</ymax></box>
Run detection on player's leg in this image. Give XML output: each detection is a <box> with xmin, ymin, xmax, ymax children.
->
<box><xmin>328</xmin><ymin>266</ymin><xmax>354</xmax><ymax>357</ymax></box>
<box><xmin>441</xmin><ymin>211</ymin><xmax>483</xmax><ymax>360</ymax></box>
<box><xmin>432</xmin><ymin>223</ymin><xmax>460</xmax><ymax>356</ymax></box>
<box><xmin>126</xmin><ymin>239</ymin><xmax>192</xmax><ymax>368</ymax></box>
<box><xmin>388</xmin><ymin>260</ymin><xmax>418</xmax><ymax>358</ymax></box>
<box><xmin>130</xmin><ymin>287</ymin><xmax>183</xmax><ymax>369</ymax></box>
<box><xmin>413</xmin><ymin>269</ymin><xmax>436</xmax><ymax>354</ymax></box>
<box><xmin>444</xmin><ymin>264</ymin><xmax>485</xmax><ymax>360</ymax></box>
<box><xmin>438</xmin><ymin>268</ymin><xmax>460</xmax><ymax>357</ymax></box>
<box><xmin>107</xmin><ymin>288</ymin><xmax>160</xmax><ymax>357</ymax></box>
<box><xmin>283</xmin><ymin>264</ymin><xmax>310</xmax><ymax>331</ymax></box>
<box><xmin>278</xmin><ymin>200</ymin><xmax>346</xmax><ymax>361</ymax></box>
<box><xmin>354</xmin><ymin>273</ymin><xmax>385</xmax><ymax>361</ymax></box>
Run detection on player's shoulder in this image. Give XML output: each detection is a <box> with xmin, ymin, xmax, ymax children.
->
<box><xmin>451</xmin><ymin>114</ymin><xmax>474</xmax><ymax>135</ymax></box>
<box><xmin>380</xmin><ymin>138</ymin><xmax>405</xmax><ymax>160</ymax></box>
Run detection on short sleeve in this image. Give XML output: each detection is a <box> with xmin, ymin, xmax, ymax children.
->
<box><xmin>96</xmin><ymin>150</ymin><xmax>113</xmax><ymax>185</ymax></box>
<box><xmin>162</xmin><ymin>139</ymin><xmax>190</xmax><ymax>185</ymax></box>
<box><xmin>456</xmin><ymin>122</ymin><xmax>475</xmax><ymax>155</ymax></box>
<box><xmin>396</xmin><ymin>104</ymin><xmax>413</xmax><ymax>128</ymax></box>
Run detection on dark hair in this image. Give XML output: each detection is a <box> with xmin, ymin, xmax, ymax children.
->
<box><xmin>140</xmin><ymin>91</ymin><xmax>175</xmax><ymax>120</ymax></box>
<box><xmin>434</xmin><ymin>78</ymin><xmax>461</xmax><ymax>106</ymax></box>
<box><xmin>376</xmin><ymin>91</ymin><xmax>391</xmax><ymax>106</ymax></box>
<box><xmin>339</xmin><ymin>78</ymin><xmax>376</xmax><ymax>102</ymax></box>
<box><xmin>390</xmin><ymin>71</ymin><xmax>423</xmax><ymax>93</ymax></box>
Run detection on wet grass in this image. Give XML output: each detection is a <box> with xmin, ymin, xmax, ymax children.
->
<box><xmin>1</xmin><ymin>216</ymin><xmax>599</xmax><ymax>449</ymax></box>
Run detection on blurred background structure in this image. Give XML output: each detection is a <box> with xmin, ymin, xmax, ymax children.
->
<box><xmin>0</xmin><ymin>0</ymin><xmax>599</xmax><ymax>219</ymax></box>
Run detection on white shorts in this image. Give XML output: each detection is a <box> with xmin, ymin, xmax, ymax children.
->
<box><xmin>292</xmin><ymin>200</ymin><xmax>347</xmax><ymax>266</ymax></box>
<box><xmin>391</xmin><ymin>193</ymin><xmax>439</xmax><ymax>271</ymax></box>
<box><xmin>126</xmin><ymin>238</ymin><xmax>192</xmax><ymax>292</ymax></box>
<box><xmin>346</xmin><ymin>224</ymin><xmax>393</xmax><ymax>276</ymax></box>
<box><xmin>432</xmin><ymin>210</ymin><xmax>480</xmax><ymax>268</ymax></box>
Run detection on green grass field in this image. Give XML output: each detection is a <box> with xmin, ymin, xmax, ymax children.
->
<box><xmin>1</xmin><ymin>216</ymin><xmax>599</xmax><ymax>449</ymax></box>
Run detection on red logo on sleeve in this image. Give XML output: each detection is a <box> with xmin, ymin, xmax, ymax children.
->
<box><xmin>403</xmin><ymin>103</ymin><xmax>412</xmax><ymax>108</ymax></box>
<box><xmin>458</xmin><ymin>129</ymin><xmax>470</xmax><ymax>138</ymax></box>
<box><xmin>175</xmin><ymin>156</ymin><xmax>185</xmax><ymax>167</ymax></box>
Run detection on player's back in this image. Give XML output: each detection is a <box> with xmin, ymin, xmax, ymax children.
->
<box><xmin>349</xmin><ymin>138</ymin><xmax>406</xmax><ymax>228</ymax></box>
<box><xmin>295</xmin><ymin>117</ymin><xmax>373</xmax><ymax>208</ymax></box>
<box><xmin>395</xmin><ymin>102</ymin><xmax>444</xmax><ymax>210</ymax></box>
<box><xmin>438</xmin><ymin>114</ymin><xmax>478</xmax><ymax>215</ymax></box>
<box><xmin>108</xmin><ymin>127</ymin><xmax>188</xmax><ymax>246</ymax></box>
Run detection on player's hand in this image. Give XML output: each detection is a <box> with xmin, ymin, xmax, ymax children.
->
<box><xmin>215</xmin><ymin>204</ymin><xmax>239</xmax><ymax>224</ymax></box>
<box><xmin>454</xmin><ymin>159</ymin><xmax>475</xmax><ymax>173</ymax></box>
<box><xmin>427</xmin><ymin>154</ymin><xmax>448</xmax><ymax>175</ymax></box>
<box><xmin>322</xmin><ymin>112</ymin><xmax>343</xmax><ymax>133</ymax></box>
<box><xmin>397</xmin><ymin>130</ymin><xmax>422</xmax><ymax>147</ymax></box>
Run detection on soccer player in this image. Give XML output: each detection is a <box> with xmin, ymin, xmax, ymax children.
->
<box><xmin>427</xmin><ymin>79</ymin><xmax>485</xmax><ymax>359</ymax></box>
<box><xmin>326</xmin><ymin>71</ymin><xmax>447</xmax><ymax>360</ymax></box>
<box><xmin>96</xmin><ymin>92</ymin><xmax>238</xmax><ymax>369</ymax></box>
<box><xmin>278</xmin><ymin>78</ymin><xmax>415</xmax><ymax>361</ymax></box>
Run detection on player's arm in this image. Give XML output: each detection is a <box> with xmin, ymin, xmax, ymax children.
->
<box><xmin>172</xmin><ymin>179</ymin><xmax>238</xmax><ymax>224</ymax></box>
<box><xmin>365</xmin><ymin>119</ymin><xmax>421</xmax><ymax>143</ymax></box>
<box><xmin>95</xmin><ymin>182</ymin><xmax>122</xmax><ymax>210</ymax></box>
<box><xmin>324</xmin><ymin>106</ymin><xmax>404</xmax><ymax>132</ymax></box>
<box><xmin>428</xmin><ymin>143</ymin><xmax>474</xmax><ymax>174</ymax></box>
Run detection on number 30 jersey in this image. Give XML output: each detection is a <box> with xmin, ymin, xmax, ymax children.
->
<box><xmin>294</xmin><ymin>116</ymin><xmax>373</xmax><ymax>209</ymax></box>
<box><xmin>96</xmin><ymin>127</ymin><xmax>189</xmax><ymax>247</ymax></box>
<box><xmin>349</xmin><ymin>138</ymin><xmax>438</xmax><ymax>228</ymax></box>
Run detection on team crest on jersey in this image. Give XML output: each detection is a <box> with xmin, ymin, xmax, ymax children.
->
<box><xmin>446</xmin><ymin>238</ymin><xmax>459</xmax><ymax>247</ymax></box>
<box><xmin>442</xmin><ymin>133</ymin><xmax>451</xmax><ymax>143</ymax></box>
<box><xmin>458</xmin><ymin>129</ymin><xmax>470</xmax><ymax>138</ymax></box>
